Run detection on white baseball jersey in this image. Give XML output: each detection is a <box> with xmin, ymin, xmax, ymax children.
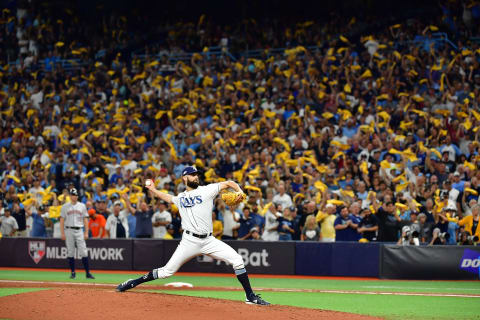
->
<box><xmin>171</xmin><ymin>183</ymin><xmax>220</xmax><ymax>235</ymax></box>
<box><xmin>151</xmin><ymin>210</ymin><xmax>172</xmax><ymax>238</ymax></box>
<box><xmin>60</xmin><ymin>202</ymin><xmax>88</xmax><ymax>227</ymax></box>
<box><xmin>262</xmin><ymin>210</ymin><xmax>279</xmax><ymax>241</ymax></box>
<box><xmin>0</xmin><ymin>216</ymin><xmax>19</xmax><ymax>235</ymax></box>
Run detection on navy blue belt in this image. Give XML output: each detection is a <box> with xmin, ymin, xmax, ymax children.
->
<box><xmin>186</xmin><ymin>230</ymin><xmax>212</xmax><ymax>238</ymax></box>
<box><xmin>66</xmin><ymin>226</ymin><xmax>81</xmax><ymax>230</ymax></box>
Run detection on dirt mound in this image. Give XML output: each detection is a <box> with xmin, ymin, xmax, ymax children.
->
<box><xmin>0</xmin><ymin>287</ymin><xmax>382</xmax><ymax>320</ymax></box>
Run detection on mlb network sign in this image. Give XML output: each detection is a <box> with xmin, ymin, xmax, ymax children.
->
<box><xmin>25</xmin><ymin>239</ymin><xmax>132</xmax><ymax>270</ymax></box>
<box><xmin>459</xmin><ymin>249</ymin><xmax>480</xmax><ymax>276</ymax></box>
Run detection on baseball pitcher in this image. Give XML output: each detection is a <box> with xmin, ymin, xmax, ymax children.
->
<box><xmin>60</xmin><ymin>188</ymin><xmax>95</xmax><ymax>279</ymax></box>
<box><xmin>116</xmin><ymin>166</ymin><xmax>270</xmax><ymax>305</ymax></box>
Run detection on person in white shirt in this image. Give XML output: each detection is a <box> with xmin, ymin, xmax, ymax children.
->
<box><xmin>262</xmin><ymin>203</ymin><xmax>280</xmax><ymax>241</ymax></box>
<box><xmin>218</xmin><ymin>200</ymin><xmax>240</xmax><ymax>240</ymax></box>
<box><xmin>272</xmin><ymin>183</ymin><xmax>293</xmax><ymax>210</ymax></box>
<box><xmin>151</xmin><ymin>201</ymin><xmax>172</xmax><ymax>239</ymax></box>
<box><xmin>156</xmin><ymin>168</ymin><xmax>172</xmax><ymax>189</ymax></box>
<box><xmin>0</xmin><ymin>208</ymin><xmax>18</xmax><ymax>237</ymax></box>
<box><xmin>106</xmin><ymin>202</ymin><xmax>129</xmax><ymax>239</ymax></box>
<box><xmin>29</xmin><ymin>178</ymin><xmax>45</xmax><ymax>204</ymax></box>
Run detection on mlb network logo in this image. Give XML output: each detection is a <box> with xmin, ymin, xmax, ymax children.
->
<box><xmin>459</xmin><ymin>249</ymin><xmax>480</xmax><ymax>275</ymax></box>
<box><xmin>28</xmin><ymin>241</ymin><xmax>46</xmax><ymax>264</ymax></box>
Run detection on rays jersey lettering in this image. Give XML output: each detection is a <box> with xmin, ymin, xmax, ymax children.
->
<box><xmin>179</xmin><ymin>196</ymin><xmax>203</xmax><ymax>208</ymax></box>
<box><xmin>172</xmin><ymin>183</ymin><xmax>220</xmax><ymax>234</ymax></box>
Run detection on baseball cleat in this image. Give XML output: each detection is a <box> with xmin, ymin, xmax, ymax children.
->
<box><xmin>70</xmin><ymin>272</ymin><xmax>76</xmax><ymax>279</ymax></box>
<box><xmin>245</xmin><ymin>293</ymin><xmax>271</xmax><ymax>306</ymax></box>
<box><xmin>86</xmin><ymin>273</ymin><xmax>95</xmax><ymax>279</ymax></box>
<box><xmin>116</xmin><ymin>279</ymin><xmax>135</xmax><ymax>292</ymax></box>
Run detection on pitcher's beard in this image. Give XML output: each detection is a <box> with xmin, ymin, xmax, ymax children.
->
<box><xmin>187</xmin><ymin>180</ymin><xmax>199</xmax><ymax>189</ymax></box>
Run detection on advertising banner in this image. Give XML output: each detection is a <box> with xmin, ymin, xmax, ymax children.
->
<box><xmin>295</xmin><ymin>242</ymin><xmax>380</xmax><ymax>277</ymax></box>
<box><xmin>380</xmin><ymin>245</ymin><xmax>480</xmax><ymax>280</ymax></box>
<box><xmin>132</xmin><ymin>239</ymin><xmax>166</xmax><ymax>271</ymax></box>
<box><xmin>0</xmin><ymin>238</ymin><xmax>133</xmax><ymax>270</ymax></box>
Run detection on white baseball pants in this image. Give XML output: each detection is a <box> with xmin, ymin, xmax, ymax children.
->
<box><xmin>153</xmin><ymin>231</ymin><xmax>244</xmax><ymax>279</ymax></box>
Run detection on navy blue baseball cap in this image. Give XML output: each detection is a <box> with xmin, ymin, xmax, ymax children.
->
<box><xmin>182</xmin><ymin>166</ymin><xmax>198</xmax><ymax>176</ymax></box>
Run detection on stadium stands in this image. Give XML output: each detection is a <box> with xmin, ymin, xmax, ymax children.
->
<box><xmin>1</xmin><ymin>0</ymin><xmax>480</xmax><ymax>245</ymax></box>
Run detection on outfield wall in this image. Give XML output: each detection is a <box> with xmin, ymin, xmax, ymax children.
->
<box><xmin>0</xmin><ymin>238</ymin><xmax>478</xmax><ymax>279</ymax></box>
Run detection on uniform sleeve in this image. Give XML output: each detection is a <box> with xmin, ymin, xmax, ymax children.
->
<box><xmin>82</xmin><ymin>204</ymin><xmax>89</xmax><ymax>218</ymax></box>
<box><xmin>151</xmin><ymin>212</ymin><xmax>158</xmax><ymax>223</ymax></box>
<box><xmin>166</xmin><ymin>212</ymin><xmax>172</xmax><ymax>223</ymax></box>
<box><xmin>12</xmin><ymin>217</ymin><xmax>18</xmax><ymax>229</ymax></box>
<box><xmin>60</xmin><ymin>204</ymin><xmax>67</xmax><ymax>219</ymax></box>
<box><xmin>171</xmin><ymin>195</ymin><xmax>181</xmax><ymax>208</ymax></box>
<box><xmin>204</xmin><ymin>183</ymin><xmax>220</xmax><ymax>199</ymax></box>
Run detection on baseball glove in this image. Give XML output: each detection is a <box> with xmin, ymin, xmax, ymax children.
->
<box><xmin>221</xmin><ymin>192</ymin><xmax>246</xmax><ymax>206</ymax></box>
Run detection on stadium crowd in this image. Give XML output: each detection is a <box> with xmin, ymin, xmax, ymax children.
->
<box><xmin>1</xmin><ymin>1</ymin><xmax>480</xmax><ymax>246</ymax></box>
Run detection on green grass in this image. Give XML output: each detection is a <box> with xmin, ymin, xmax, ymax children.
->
<box><xmin>0</xmin><ymin>270</ymin><xmax>479</xmax><ymax>294</ymax></box>
<box><xmin>1</xmin><ymin>270</ymin><xmax>480</xmax><ymax>320</ymax></box>
<box><xmin>0</xmin><ymin>287</ymin><xmax>48</xmax><ymax>297</ymax></box>
<box><xmin>144</xmin><ymin>290</ymin><xmax>480</xmax><ymax>320</ymax></box>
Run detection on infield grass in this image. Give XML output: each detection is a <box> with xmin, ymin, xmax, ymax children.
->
<box><xmin>0</xmin><ymin>269</ymin><xmax>479</xmax><ymax>294</ymax></box>
<box><xmin>0</xmin><ymin>287</ymin><xmax>48</xmax><ymax>297</ymax></box>
<box><xmin>0</xmin><ymin>269</ymin><xmax>479</xmax><ymax>320</ymax></box>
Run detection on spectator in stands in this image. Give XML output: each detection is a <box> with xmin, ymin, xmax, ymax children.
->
<box><xmin>261</xmin><ymin>203</ymin><xmax>280</xmax><ymax>241</ymax></box>
<box><xmin>2</xmin><ymin>0</ymin><xmax>480</xmax><ymax>249</ymax></box>
<box><xmin>151</xmin><ymin>200</ymin><xmax>172</xmax><ymax>239</ymax></box>
<box><xmin>290</xmin><ymin>206</ymin><xmax>302</xmax><ymax>240</ymax></box>
<box><xmin>301</xmin><ymin>215</ymin><xmax>321</xmax><ymax>241</ymax></box>
<box><xmin>334</xmin><ymin>206</ymin><xmax>359</xmax><ymax>241</ymax></box>
<box><xmin>95</xmin><ymin>198</ymin><xmax>110</xmax><ymax>220</ymax></box>
<box><xmin>169</xmin><ymin>206</ymin><xmax>183</xmax><ymax>239</ymax></box>
<box><xmin>374</xmin><ymin>202</ymin><xmax>401</xmax><ymax>242</ymax></box>
<box><xmin>88</xmin><ymin>208</ymin><xmax>106</xmax><ymax>238</ymax></box>
<box><xmin>357</xmin><ymin>207</ymin><xmax>378</xmax><ymax>241</ymax></box>
<box><xmin>0</xmin><ymin>207</ymin><xmax>18</xmax><ymax>237</ymax></box>
<box><xmin>11</xmin><ymin>201</ymin><xmax>27</xmax><ymax>237</ymax></box>
<box><xmin>272</xmin><ymin>182</ymin><xmax>293</xmax><ymax>210</ymax></box>
<box><xmin>27</xmin><ymin>204</ymin><xmax>47</xmax><ymax>238</ymax></box>
<box><xmin>105</xmin><ymin>202</ymin><xmax>129</xmax><ymax>239</ymax></box>
<box><xmin>429</xmin><ymin>228</ymin><xmax>449</xmax><ymax>245</ymax></box>
<box><xmin>278</xmin><ymin>207</ymin><xmax>295</xmax><ymax>241</ymax></box>
<box><xmin>218</xmin><ymin>200</ymin><xmax>240</xmax><ymax>240</ymax></box>
<box><xmin>349</xmin><ymin>202</ymin><xmax>362</xmax><ymax>241</ymax></box>
<box><xmin>458</xmin><ymin>204</ymin><xmax>480</xmax><ymax>242</ymax></box>
<box><xmin>125</xmin><ymin>198</ymin><xmax>154</xmax><ymax>238</ymax></box>
<box><xmin>417</xmin><ymin>213</ymin><xmax>433</xmax><ymax>244</ymax></box>
<box><xmin>316</xmin><ymin>203</ymin><xmax>337</xmax><ymax>242</ymax></box>
<box><xmin>238</xmin><ymin>206</ymin><xmax>256</xmax><ymax>240</ymax></box>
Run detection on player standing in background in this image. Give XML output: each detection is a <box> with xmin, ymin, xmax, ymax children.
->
<box><xmin>60</xmin><ymin>188</ymin><xmax>95</xmax><ymax>279</ymax></box>
<box><xmin>116</xmin><ymin>166</ymin><xmax>270</xmax><ymax>305</ymax></box>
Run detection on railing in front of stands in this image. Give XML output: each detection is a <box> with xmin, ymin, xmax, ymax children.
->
<box><xmin>7</xmin><ymin>32</ymin><xmax>460</xmax><ymax>73</ymax></box>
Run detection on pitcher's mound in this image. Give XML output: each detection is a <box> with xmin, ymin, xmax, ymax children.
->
<box><xmin>0</xmin><ymin>288</ymin><xmax>382</xmax><ymax>320</ymax></box>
